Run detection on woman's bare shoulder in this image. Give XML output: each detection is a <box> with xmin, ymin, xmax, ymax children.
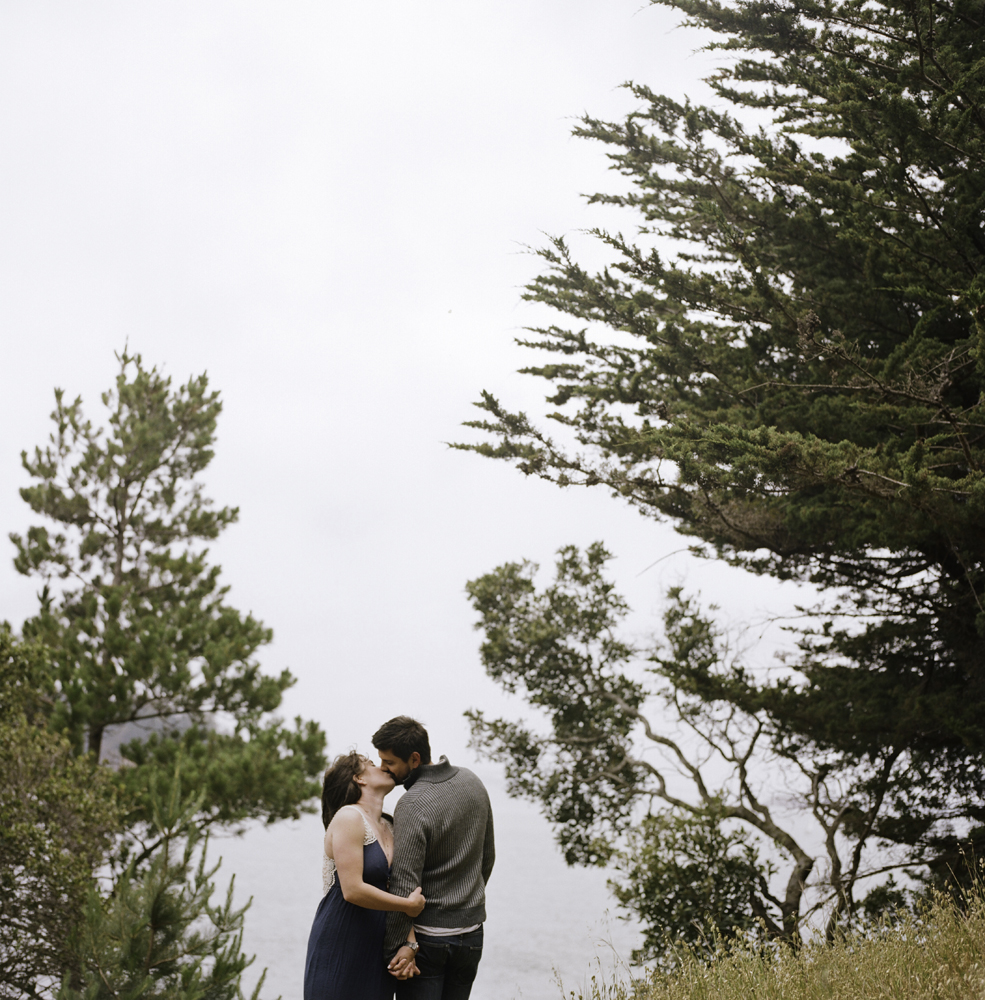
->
<box><xmin>331</xmin><ymin>805</ymin><xmax>371</xmax><ymax>840</ymax></box>
<box><xmin>329</xmin><ymin>804</ymin><xmax>365</xmax><ymax>830</ymax></box>
<box><xmin>325</xmin><ymin>805</ymin><xmax>364</xmax><ymax>855</ymax></box>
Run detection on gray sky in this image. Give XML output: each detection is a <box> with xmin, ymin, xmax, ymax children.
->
<box><xmin>0</xmin><ymin>0</ymin><xmax>799</xmax><ymax>769</ymax></box>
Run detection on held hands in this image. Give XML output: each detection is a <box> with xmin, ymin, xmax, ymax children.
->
<box><xmin>388</xmin><ymin>887</ymin><xmax>424</xmax><ymax>979</ymax></box>
<box><xmin>405</xmin><ymin>886</ymin><xmax>426</xmax><ymax>917</ymax></box>
<box><xmin>388</xmin><ymin>946</ymin><xmax>420</xmax><ymax>980</ymax></box>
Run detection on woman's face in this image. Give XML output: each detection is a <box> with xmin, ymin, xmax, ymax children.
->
<box><xmin>357</xmin><ymin>756</ymin><xmax>396</xmax><ymax>793</ymax></box>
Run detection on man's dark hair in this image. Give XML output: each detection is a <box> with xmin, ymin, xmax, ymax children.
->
<box><xmin>372</xmin><ymin>715</ymin><xmax>431</xmax><ymax>764</ymax></box>
<box><xmin>320</xmin><ymin>751</ymin><xmax>364</xmax><ymax>828</ymax></box>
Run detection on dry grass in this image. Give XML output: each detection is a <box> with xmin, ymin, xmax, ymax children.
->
<box><xmin>570</xmin><ymin>892</ymin><xmax>985</xmax><ymax>1000</ymax></box>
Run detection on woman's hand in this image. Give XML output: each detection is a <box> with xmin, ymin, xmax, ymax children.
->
<box><xmin>388</xmin><ymin>948</ymin><xmax>420</xmax><ymax>980</ymax></box>
<box><xmin>405</xmin><ymin>886</ymin><xmax>426</xmax><ymax>917</ymax></box>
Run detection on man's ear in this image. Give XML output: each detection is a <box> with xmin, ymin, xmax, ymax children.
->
<box><xmin>408</xmin><ymin>751</ymin><xmax>421</xmax><ymax>770</ymax></box>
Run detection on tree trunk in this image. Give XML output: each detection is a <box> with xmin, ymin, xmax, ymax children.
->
<box><xmin>87</xmin><ymin>724</ymin><xmax>103</xmax><ymax>761</ymax></box>
<box><xmin>781</xmin><ymin>854</ymin><xmax>814</xmax><ymax>944</ymax></box>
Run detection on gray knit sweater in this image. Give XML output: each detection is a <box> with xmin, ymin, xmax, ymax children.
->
<box><xmin>384</xmin><ymin>757</ymin><xmax>495</xmax><ymax>956</ymax></box>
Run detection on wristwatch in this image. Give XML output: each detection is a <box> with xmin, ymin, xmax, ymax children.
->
<box><xmin>404</xmin><ymin>941</ymin><xmax>419</xmax><ymax>954</ymax></box>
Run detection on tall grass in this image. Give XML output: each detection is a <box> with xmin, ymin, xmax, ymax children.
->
<box><xmin>569</xmin><ymin>890</ymin><xmax>985</xmax><ymax>1000</ymax></box>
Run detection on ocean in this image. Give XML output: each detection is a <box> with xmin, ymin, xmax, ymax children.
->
<box><xmin>214</xmin><ymin>764</ymin><xmax>643</xmax><ymax>1000</ymax></box>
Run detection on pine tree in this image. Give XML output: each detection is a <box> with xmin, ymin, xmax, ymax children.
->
<box><xmin>58</xmin><ymin>778</ymin><xmax>268</xmax><ymax>1000</ymax></box>
<box><xmin>10</xmin><ymin>351</ymin><xmax>325</xmax><ymax>855</ymax></box>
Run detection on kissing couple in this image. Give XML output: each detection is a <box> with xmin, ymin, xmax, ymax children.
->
<box><xmin>303</xmin><ymin>716</ymin><xmax>495</xmax><ymax>1000</ymax></box>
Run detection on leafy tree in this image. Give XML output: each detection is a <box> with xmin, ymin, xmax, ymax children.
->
<box><xmin>461</xmin><ymin>0</ymin><xmax>985</xmax><ymax>886</ymax></box>
<box><xmin>10</xmin><ymin>351</ymin><xmax>325</xmax><ymax>858</ymax></box>
<box><xmin>467</xmin><ymin>545</ymin><xmax>910</xmax><ymax>946</ymax></box>
<box><xmin>610</xmin><ymin>810</ymin><xmax>770</xmax><ymax>963</ymax></box>
<box><xmin>0</xmin><ymin>627</ymin><xmax>118</xmax><ymax>1000</ymax></box>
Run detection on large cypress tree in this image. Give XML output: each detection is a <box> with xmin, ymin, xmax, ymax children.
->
<box><xmin>462</xmin><ymin>0</ymin><xmax>985</xmax><ymax>878</ymax></box>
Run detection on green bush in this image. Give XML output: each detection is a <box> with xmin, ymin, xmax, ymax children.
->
<box><xmin>0</xmin><ymin>627</ymin><xmax>119</xmax><ymax>1000</ymax></box>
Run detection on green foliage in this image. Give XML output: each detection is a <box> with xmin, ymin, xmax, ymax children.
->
<box><xmin>10</xmin><ymin>351</ymin><xmax>326</xmax><ymax>845</ymax></box>
<box><xmin>460</xmin><ymin>0</ymin><xmax>985</xmax><ymax>876</ymax></box>
<box><xmin>858</xmin><ymin>876</ymin><xmax>911</xmax><ymax>926</ymax></box>
<box><xmin>0</xmin><ymin>621</ymin><xmax>52</xmax><ymax>723</ymax></box>
<box><xmin>610</xmin><ymin>810</ymin><xmax>770</xmax><ymax>964</ymax></box>
<box><xmin>466</xmin><ymin>542</ymin><xmax>643</xmax><ymax>865</ymax></box>
<box><xmin>0</xmin><ymin>627</ymin><xmax>119</xmax><ymax>1000</ymax></box>
<box><xmin>59</xmin><ymin>778</ymin><xmax>269</xmax><ymax>1000</ymax></box>
<box><xmin>118</xmin><ymin>720</ymin><xmax>326</xmax><ymax>834</ymax></box>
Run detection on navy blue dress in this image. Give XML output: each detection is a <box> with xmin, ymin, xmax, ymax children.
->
<box><xmin>304</xmin><ymin>811</ymin><xmax>393</xmax><ymax>1000</ymax></box>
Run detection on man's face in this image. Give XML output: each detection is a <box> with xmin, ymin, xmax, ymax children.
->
<box><xmin>378</xmin><ymin>749</ymin><xmax>419</xmax><ymax>785</ymax></box>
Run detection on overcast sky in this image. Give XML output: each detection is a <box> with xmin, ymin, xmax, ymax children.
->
<box><xmin>0</xmin><ymin>0</ymin><xmax>804</xmax><ymax>772</ymax></box>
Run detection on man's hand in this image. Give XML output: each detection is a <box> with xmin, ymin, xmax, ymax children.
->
<box><xmin>388</xmin><ymin>946</ymin><xmax>419</xmax><ymax>979</ymax></box>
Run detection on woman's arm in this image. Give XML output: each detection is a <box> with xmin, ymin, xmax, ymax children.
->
<box><xmin>329</xmin><ymin>810</ymin><xmax>425</xmax><ymax>914</ymax></box>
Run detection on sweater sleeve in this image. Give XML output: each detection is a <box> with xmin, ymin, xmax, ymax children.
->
<box><xmin>384</xmin><ymin>794</ymin><xmax>428</xmax><ymax>959</ymax></box>
<box><xmin>482</xmin><ymin>797</ymin><xmax>495</xmax><ymax>885</ymax></box>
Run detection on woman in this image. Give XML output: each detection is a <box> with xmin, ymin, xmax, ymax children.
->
<box><xmin>304</xmin><ymin>752</ymin><xmax>425</xmax><ymax>1000</ymax></box>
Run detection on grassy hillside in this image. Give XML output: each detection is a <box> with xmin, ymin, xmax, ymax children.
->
<box><xmin>574</xmin><ymin>890</ymin><xmax>985</xmax><ymax>1000</ymax></box>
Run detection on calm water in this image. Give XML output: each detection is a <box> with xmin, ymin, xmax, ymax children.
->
<box><xmin>215</xmin><ymin>765</ymin><xmax>643</xmax><ymax>1000</ymax></box>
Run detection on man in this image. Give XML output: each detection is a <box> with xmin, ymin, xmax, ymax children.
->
<box><xmin>373</xmin><ymin>716</ymin><xmax>495</xmax><ymax>1000</ymax></box>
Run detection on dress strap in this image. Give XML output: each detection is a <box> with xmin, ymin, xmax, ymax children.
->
<box><xmin>349</xmin><ymin>805</ymin><xmax>378</xmax><ymax>846</ymax></box>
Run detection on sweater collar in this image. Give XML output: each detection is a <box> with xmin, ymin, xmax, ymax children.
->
<box><xmin>403</xmin><ymin>755</ymin><xmax>457</xmax><ymax>789</ymax></box>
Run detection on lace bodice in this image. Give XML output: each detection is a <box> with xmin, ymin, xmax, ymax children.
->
<box><xmin>322</xmin><ymin>807</ymin><xmax>392</xmax><ymax>895</ymax></box>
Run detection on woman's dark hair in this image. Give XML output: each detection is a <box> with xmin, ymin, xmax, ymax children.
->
<box><xmin>371</xmin><ymin>715</ymin><xmax>431</xmax><ymax>764</ymax></box>
<box><xmin>320</xmin><ymin>751</ymin><xmax>364</xmax><ymax>828</ymax></box>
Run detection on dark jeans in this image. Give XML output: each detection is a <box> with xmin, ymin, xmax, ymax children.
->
<box><xmin>394</xmin><ymin>927</ymin><xmax>483</xmax><ymax>1000</ymax></box>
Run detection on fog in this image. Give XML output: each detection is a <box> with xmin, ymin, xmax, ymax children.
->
<box><xmin>0</xmin><ymin>4</ymin><xmax>804</xmax><ymax>994</ymax></box>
